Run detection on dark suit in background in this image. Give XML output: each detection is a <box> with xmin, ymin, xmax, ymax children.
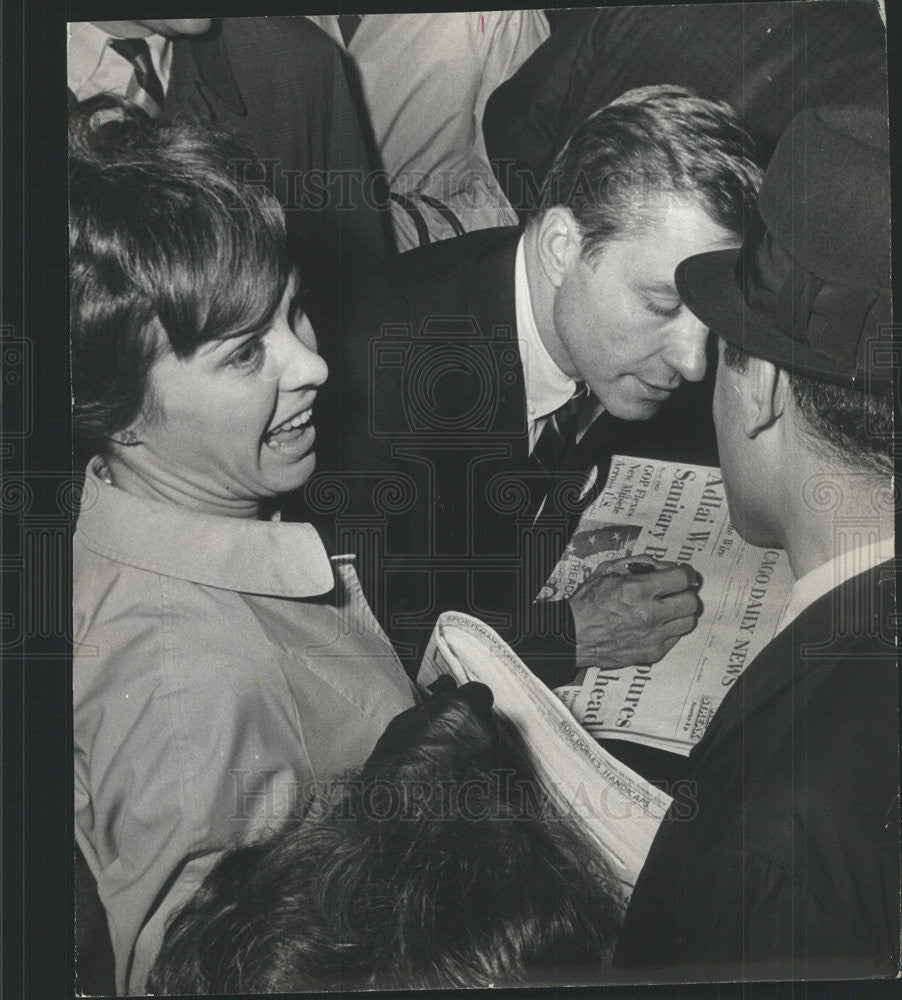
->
<box><xmin>485</xmin><ymin>1</ymin><xmax>887</xmax><ymax>216</ymax></box>
<box><xmin>165</xmin><ymin>17</ymin><xmax>393</xmax><ymax>285</ymax></box>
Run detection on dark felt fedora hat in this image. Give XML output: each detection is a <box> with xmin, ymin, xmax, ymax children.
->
<box><xmin>675</xmin><ymin>105</ymin><xmax>892</xmax><ymax>386</ymax></box>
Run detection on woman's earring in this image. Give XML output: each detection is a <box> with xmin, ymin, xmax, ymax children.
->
<box><xmin>112</xmin><ymin>429</ymin><xmax>139</xmax><ymax>446</ymax></box>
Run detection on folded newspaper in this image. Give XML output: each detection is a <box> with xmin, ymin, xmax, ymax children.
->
<box><xmin>419</xmin><ymin>612</ymin><xmax>673</xmax><ymax>910</ymax></box>
<box><xmin>542</xmin><ymin>456</ymin><xmax>794</xmax><ymax>755</ymax></box>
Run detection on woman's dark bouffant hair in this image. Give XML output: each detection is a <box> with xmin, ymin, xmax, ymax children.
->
<box><xmin>69</xmin><ymin>97</ymin><xmax>288</xmax><ymax>448</ymax></box>
<box><xmin>148</xmin><ymin>682</ymin><xmax>622</xmax><ymax>994</ymax></box>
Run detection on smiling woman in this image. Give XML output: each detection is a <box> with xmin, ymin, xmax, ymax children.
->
<box><xmin>69</xmin><ymin>105</ymin><xmax>418</xmax><ymax>995</ymax></box>
<box><xmin>109</xmin><ymin>271</ymin><xmax>328</xmax><ymax>516</ymax></box>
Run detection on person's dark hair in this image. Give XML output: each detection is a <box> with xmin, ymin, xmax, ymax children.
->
<box><xmin>722</xmin><ymin>342</ymin><xmax>893</xmax><ymax>475</ymax></box>
<box><xmin>536</xmin><ymin>85</ymin><xmax>763</xmax><ymax>261</ymax></box>
<box><xmin>148</xmin><ymin>683</ymin><xmax>621</xmax><ymax>994</ymax></box>
<box><xmin>69</xmin><ymin>98</ymin><xmax>288</xmax><ymax>448</ymax></box>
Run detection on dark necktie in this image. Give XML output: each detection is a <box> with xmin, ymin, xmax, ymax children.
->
<box><xmin>109</xmin><ymin>37</ymin><xmax>166</xmax><ymax>118</ymax></box>
<box><xmin>531</xmin><ymin>386</ymin><xmax>587</xmax><ymax>476</ymax></box>
<box><xmin>338</xmin><ymin>14</ymin><xmax>363</xmax><ymax>46</ymax></box>
<box><xmin>531</xmin><ymin>386</ymin><xmax>608</xmax><ymax>532</ymax></box>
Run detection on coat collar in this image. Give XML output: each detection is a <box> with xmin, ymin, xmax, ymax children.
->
<box><xmin>466</xmin><ymin>228</ymin><xmax>527</xmax><ymax>449</ymax></box>
<box><xmin>75</xmin><ymin>460</ymin><xmax>335</xmax><ymax>597</ymax></box>
<box><xmin>173</xmin><ymin>22</ymin><xmax>245</xmax><ymax>116</ymax></box>
<box><xmin>465</xmin><ymin>227</ymin><xmax>520</xmax><ymax>342</ymax></box>
<box><xmin>691</xmin><ymin>559</ymin><xmax>896</xmax><ymax>757</ymax></box>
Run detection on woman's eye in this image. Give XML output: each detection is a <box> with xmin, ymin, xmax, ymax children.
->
<box><xmin>229</xmin><ymin>337</ymin><xmax>263</xmax><ymax>369</ymax></box>
<box><xmin>646</xmin><ymin>300</ymin><xmax>682</xmax><ymax>319</ymax></box>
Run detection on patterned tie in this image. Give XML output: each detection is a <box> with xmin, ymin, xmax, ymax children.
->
<box><xmin>531</xmin><ymin>386</ymin><xmax>605</xmax><ymax>529</ymax></box>
<box><xmin>531</xmin><ymin>386</ymin><xmax>587</xmax><ymax>476</ymax></box>
<box><xmin>108</xmin><ymin>37</ymin><xmax>166</xmax><ymax>118</ymax></box>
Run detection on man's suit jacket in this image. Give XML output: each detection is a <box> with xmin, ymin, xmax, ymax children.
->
<box><xmin>309</xmin><ymin>228</ymin><xmax>580</xmax><ymax>686</ymax></box>
<box><xmin>613</xmin><ymin>560</ymin><xmax>900</xmax><ymax>980</ymax></box>
<box><xmin>164</xmin><ymin>17</ymin><xmax>393</xmax><ymax>283</ymax></box>
<box><xmin>308</xmin><ymin>226</ymin><xmax>719</xmax><ymax>699</ymax></box>
<box><xmin>484</xmin><ymin>1</ymin><xmax>887</xmax><ymax>217</ymax></box>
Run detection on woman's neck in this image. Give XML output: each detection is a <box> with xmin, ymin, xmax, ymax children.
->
<box><xmin>103</xmin><ymin>453</ymin><xmax>262</xmax><ymax>520</ymax></box>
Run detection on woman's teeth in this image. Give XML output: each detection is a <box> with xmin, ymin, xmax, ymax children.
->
<box><xmin>265</xmin><ymin>409</ymin><xmax>312</xmax><ymax>447</ymax></box>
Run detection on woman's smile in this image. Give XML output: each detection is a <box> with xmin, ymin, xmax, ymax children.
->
<box><xmin>112</xmin><ymin>274</ymin><xmax>329</xmax><ymax>516</ymax></box>
<box><xmin>264</xmin><ymin>406</ymin><xmax>316</xmax><ymax>454</ymax></box>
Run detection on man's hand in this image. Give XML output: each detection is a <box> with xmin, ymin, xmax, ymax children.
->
<box><xmin>567</xmin><ymin>557</ymin><xmax>701</xmax><ymax>670</ymax></box>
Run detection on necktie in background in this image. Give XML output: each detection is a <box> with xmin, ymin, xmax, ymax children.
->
<box><xmin>338</xmin><ymin>14</ymin><xmax>363</xmax><ymax>46</ymax></box>
<box><xmin>108</xmin><ymin>38</ymin><xmax>166</xmax><ymax>118</ymax></box>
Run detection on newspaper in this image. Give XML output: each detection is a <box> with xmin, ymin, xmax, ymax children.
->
<box><xmin>419</xmin><ymin>611</ymin><xmax>673</xmax><ymax>910</ymax></box>
<box><xmin>540</xmin><ymin>456</ymin><xmax>794</xmax><ymax>754</ymax></box>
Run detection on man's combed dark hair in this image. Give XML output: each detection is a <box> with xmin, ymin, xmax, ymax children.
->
<box><xmin>148</xmin><ymin>689</ymin><xmax>622</xmax><ymax>993</ymax></box>
<box><xmin>537</xmin><ymin>85</ymin><xmax>763</xmax><ymax>260</ymax></box>
<box><xmin>69</xmin><ymin>98</ymin><xmax>287</xmax><ymax>446</ymax></box>
<box><xmin>722</xmin><ymin>343</ymin><xmax>894</xmax><ymax>474</ymax></box>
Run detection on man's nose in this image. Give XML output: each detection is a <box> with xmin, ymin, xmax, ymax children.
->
<box><xmin>669</xmin><ymin>311</ymin><xmax>709</xmax><ymax>383</ymax></box>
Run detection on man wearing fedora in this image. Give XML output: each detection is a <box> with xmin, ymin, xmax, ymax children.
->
<box><xmin>613</xmin><ymin>105</ymin><xmax>898</xmax><ymax>978</ymax></box>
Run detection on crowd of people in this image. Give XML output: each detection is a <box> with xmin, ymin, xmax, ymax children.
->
<box><xmin>69</xmin><ymin>7</ymin><xmax>897</xmax><ymax>995</ymax></box>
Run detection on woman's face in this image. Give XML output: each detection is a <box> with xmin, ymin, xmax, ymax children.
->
<box><xmin>128</xmin><ymin>273</ymin><xmax>328</xmax><ymax>516</ymax></box>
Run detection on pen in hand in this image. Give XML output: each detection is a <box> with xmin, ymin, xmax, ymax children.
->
<box><xmin>619</xmin><ymin>559</ymin><xmax>700</xmax><ymax>588</ymax></box>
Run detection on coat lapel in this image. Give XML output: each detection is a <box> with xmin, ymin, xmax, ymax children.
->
<box><xmin>172</xmin><ymin>26</ymin><xmax>246</xmax><ymax>117</ymax></box>
<box><xmin>454</xmin><ymin>230</ymin><xmax>564</xmax><ymax>549</ymax></box>
<box><xmin>461</xmin><ymin>231</ymin><xmax>530</xmax><ymax>456</ymax></box>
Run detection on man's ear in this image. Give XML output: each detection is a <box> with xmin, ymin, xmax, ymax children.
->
<box><xmin>744</xmin><ymin>356</ymin><xmax>787</xmax><ymax>438</ymax></box>
<box><xmin>535</xmin><ymin>207</ymin><xmax>582</xmax><ymax>288</ymax></box>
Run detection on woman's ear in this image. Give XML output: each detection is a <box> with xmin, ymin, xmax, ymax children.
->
<box><xmin>535</xmin><ymin>207</ymin><xmax>582</xmax><ymax>288</ymax></box>
<box><xmin>109</xmin><ymin>428</ymin><xmax>140</xmax><ymax>447</ymax></box>
<box><xmin>112</xmin><ymin>384</ymin><xmax>161</xmax><ymax>447</ymax></box>
<box><xmin>744</xmin><ymin>356</ymin><xmax>787</xmax><ymax>438</ymax></box>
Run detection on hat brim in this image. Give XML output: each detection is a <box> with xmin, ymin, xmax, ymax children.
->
<box><xmin>675</xmin><ymin>250</ymin><xmax>865</xmax><ymax>386</ymax></box>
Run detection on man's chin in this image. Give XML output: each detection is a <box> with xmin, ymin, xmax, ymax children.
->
<box><xmin>728</xmin><ymin>513</ymin><xmax>779</xmax><ymax>550</ymax></box>
<box><xmin>608</xmin><ymin>397</ymin><xmax>666</xmax><ymax>421</ymax></box>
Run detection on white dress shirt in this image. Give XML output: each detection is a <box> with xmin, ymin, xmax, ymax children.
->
<box><xmin>68</xmin><ymin>21</ymin><xmax>172</xmax><ymax>102</ymax></box>
<box><xmin>514</xmin><ymin>236</ymin><xmax>578</xmax><ymax>453</ymax></box>
<box><xmin>776</xmin><ymin>533</ymin><xmax>895</xmax><ymax>635</ymax></box>
<box><xmin>306</xmin><ymin>12</ymin><xmax>548</xmax><ymax>249</ymax></box>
